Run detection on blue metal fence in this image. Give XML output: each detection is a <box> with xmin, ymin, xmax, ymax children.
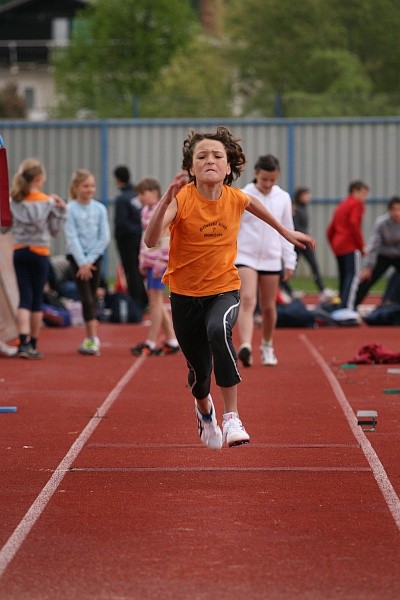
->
<box><xmin>1</xmin><ymin>117</ymin><xmax>399</xmax><ymax>280</ymax></box>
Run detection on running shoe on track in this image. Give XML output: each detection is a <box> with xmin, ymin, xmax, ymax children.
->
<box><xmin>130</xmin><ymin>342</ymin><xmax>156</xmax><ymax>357</ymax></box>
<box><xmin>17</xmin><ymin>343</ymin><xmax>44</xmax><ymax>359</ymax></box>
<box><xmin>260</xmin><ymin>343</ymin><xmax>278</xmax><ymax>366</ymax></box>
<box><xmin>79</xmin><ymin>338</ymin><xmax>100</xmax><ymax>356</ymax></box>
<box><xmin>222</xmin><ymin>413</ymin><xmax>250</xmax><ymax>447</ymax></box>
<box><xmin>156</xmin><ymin>342</ymin><xmax>180</xmax><ymax>356</ymax></box>
<box><xmin>0</xmin><ymin>341</ymin><xmax>18</xmax><ymax>357</ymax></box>
<box><xmin>195</xmin><ymin>395</ymin><xmax>223</xmax><ymax>450</ymax></box>
<box><xmin>238</xmin><ymin>343</ymin><xmax>253</xmax><ymax>367</ymax></box>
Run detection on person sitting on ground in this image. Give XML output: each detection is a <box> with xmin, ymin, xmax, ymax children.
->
<box><xmin>48</xmin><ymin>254</ymin><xmax>79</xmax><ymax>300</ymax></box>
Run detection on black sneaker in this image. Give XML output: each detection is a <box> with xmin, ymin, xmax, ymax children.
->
<box><xmin>130</xmin><ymin>342</ymin><xmax>156</xmax><ymax>357</ymax></box>
<box><xmin>238</xmin><ymin>344</ymin><xmax>253</xmax><ymax>367</ymax></box>
<box><xmin>18</xmin><ymin>344</ymin><xmax>44</xmax><ymax>359</ymax></box>
<box><xmin>157</xmin><ymin>342</ymin><xmax>180</xmax><ymax>356</ymax></box>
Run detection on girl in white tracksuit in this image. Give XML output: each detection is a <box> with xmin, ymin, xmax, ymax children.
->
<box><xmin>236</xmin><ymin>154</ymin><xmax>296</xmax><ymax>367</ymax></box>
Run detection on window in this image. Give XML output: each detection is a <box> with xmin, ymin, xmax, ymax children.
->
<box><xmin>52</xmin><ymin>18</ymin><xmax>69</xmax><ymax>47</ymax></box>
<box><xmin>24</xmin><ymin>87</ymin><xmax>35</xmax><ymax>110</ymax></box>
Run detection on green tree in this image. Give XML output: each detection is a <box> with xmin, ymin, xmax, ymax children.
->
<box><xmin>332</xmin><ymin>0</ymin><xmax>400</xmax><ymax>93</ymax></box>
<box><xmin>51</xmin><ymin>0</ymin><xmax>196</xmax><ymax>118</ymax></box>
<box><xmin>223</xmin><ymin>0</ymin><xmax>400</xmax><ymax>117</ymax></box>
<box><xmin>140</xmin><ymin>35</ymin><xmax>235</xmax><ymax>118</ymax></box>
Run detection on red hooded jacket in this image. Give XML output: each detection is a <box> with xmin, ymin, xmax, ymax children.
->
<box><xmin>326</xmin><ymin>195</ymin><xmax>365</xmax><ymax>256</ymax></box>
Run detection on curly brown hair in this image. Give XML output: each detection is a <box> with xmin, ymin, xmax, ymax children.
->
<box><xmin>181</xmin><ymin>126</ymin><xmax>246</xmax><ymax>186</ymax></box>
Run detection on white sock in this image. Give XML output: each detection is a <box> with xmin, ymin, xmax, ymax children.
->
<box><xmin>223</xmin><ymin>411</ymin><xmax>237</xmax><ymax>421</ymax></box>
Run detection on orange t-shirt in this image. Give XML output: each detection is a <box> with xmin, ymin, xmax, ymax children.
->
<box><xmin>14</xmin><ymin>191</ymin><xmax>51</xmax><ymax>256</ymax></box>
<box><xmin>162</xmin><ymin>182</ymin><xmax>248</xmax><ymax>296</ymax></box>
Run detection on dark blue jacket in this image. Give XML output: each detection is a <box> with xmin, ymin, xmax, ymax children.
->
<box><xmin>114</xmin><ymin>183</ymin><xmax>142</xmax><ymax>239</ymax></box>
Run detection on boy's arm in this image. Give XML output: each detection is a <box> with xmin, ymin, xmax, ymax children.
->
<box><xmin>144</xmin><ymin>172</ymin><xmax>188</xmax><ymax>247</ymax></box>
<box><xmin>245</xmin><ymin>193</ymin><xmax>316</xmax><ymax>250</ymax></box>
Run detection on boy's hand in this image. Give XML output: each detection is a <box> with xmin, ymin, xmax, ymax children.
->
<box><xmin>288</xmin><ymin>230</ymin><xmax>316</xmax><ymax>250</ymax></box>
<box><xmin>164</xmin><ymin>171</ymin><xmax>188</xmax><ymax>205</ymax></box>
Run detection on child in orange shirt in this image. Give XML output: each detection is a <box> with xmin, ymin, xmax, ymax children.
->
<box><xmin>10</xmin><ymin>158</ymin><xmax>66</xmax><ymax>359</ymax></box>
<box><xmin>144</xmin><ymin>127</ymin><xmax>315</xmax><ymax>450</ymax></box>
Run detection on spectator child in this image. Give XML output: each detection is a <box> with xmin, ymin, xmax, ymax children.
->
<box><xmin>10</xmin><ymin>158</ymin><xmax>66</xmax><ymax>359</ymax></box>
<box><xmin>355</xmin><ymin>195</ymin><xmax>400</xmax><ymax>307</ymax></box>
<box><xmin>113</xmin><ymin>165</ymin><xmax>148</xmax><ymax>310</ymax></box>
<box><xmin>130</xmin><ymin>177</ymin><xmax>179</xmax><ymax>357</ymax></box>
<box><xmin>292</xmin><ymin>187</ymin><xmax>335</xmax><ymax>303</ymax></box>
<box><xmin>64</xmin><ymin>169</ymin><xmax>110</xmax><ymax>356</ymax></box>
<box><xmin>326</xmin><ymin>180</ymin><xmax>369</xmax><ymax>310</ymax></box>
<box><xmin>236</xmin><ymin>154</ymin><xmax>297</xmax><ymax>368</ymax></box>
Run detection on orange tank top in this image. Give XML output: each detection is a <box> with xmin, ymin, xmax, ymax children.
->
<box><xmin>162</xmin><ymin>182</ymin><xmax>248</xmax><ymax>296</ymax></box>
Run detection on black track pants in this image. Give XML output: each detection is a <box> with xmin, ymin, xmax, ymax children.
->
<box><xmin>170</xmin><ymin>291</ymin><xmax>242</xmax><ymax>400</ymax></box>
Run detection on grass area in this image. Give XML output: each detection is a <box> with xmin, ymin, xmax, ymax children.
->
<box><xmin>108</xmin><ymin>276</ymin><xmax>387</xmax><ymax>295</ymax></box>
<box><xmin>290</xmin><ymin>276</ymin><xmax>386</xmax><ymax>294</ymax></box>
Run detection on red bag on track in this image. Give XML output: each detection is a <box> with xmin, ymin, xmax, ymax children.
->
<box><xmin>0</xmin><ymin>136</ymin><xmax>12</xmax><ymax>230</ymax></box>
<box><xmin>351</xmin><ymin>343</ymin><xmax>400</xmax><ymax>364</ymax></box>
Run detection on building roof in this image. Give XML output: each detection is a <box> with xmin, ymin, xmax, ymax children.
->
<box><xmin>0</xmin><ymin>0</ymin><xmax>89</xmax><ymax>15</ymax></box>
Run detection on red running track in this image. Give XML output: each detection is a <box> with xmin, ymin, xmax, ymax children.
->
<box><xmin>0</xmin><ymin>319</ymin><xmax>399</xmax><ymax>599</ymax></box>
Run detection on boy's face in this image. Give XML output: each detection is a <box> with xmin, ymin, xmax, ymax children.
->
<box><xmin>353</xmin><ymin>188</ymin><xmax>369</xmax><ymax>202</ymax></box>
<box><xmin>190</xmin><ymin>139</ymin><xmax>231</xmax><ymax>185</ymax></box>
<box><xmin>389</xmin><ymin>203</ymin><xmax>400</xmax><ymax>224</ymax></box>
<box><xmin>138</xmin><ymin>189</ymin><xmax>159</xmax><ymax>206</ymax></box>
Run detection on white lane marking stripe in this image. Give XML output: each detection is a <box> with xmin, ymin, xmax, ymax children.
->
<box><xmin>0</xmin><ymin>357</ymin><xmax>146</xmax><ymax>578</ymax></box>
<box><xmin>68</xmin><ymin>466</ymin><xmax>370</xmax><ymax>473</ymax></box>
<box><xmin>85</xmin><ymin>442</ymin><xmax>360</xmax><ymax>449</ymax></box>
<box><xmin>300</xmin><ymin>334</ymin><xmax>400</xmax><ymax>530</ymax></box>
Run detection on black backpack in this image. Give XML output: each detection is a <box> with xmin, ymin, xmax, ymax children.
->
<box><xmin>105</xmin><ymin>292</ymin><xmax>143</xmax><ymax>324</ymax></box>
<box><xmin>363</xmin><ymin>303</ymin><xmax>400</xmax><ymax>326</ymax></box>
<box><xmin>276</xmin><ymin>299</ymin><xmax>315</xmax><ymax>328</ymax></box>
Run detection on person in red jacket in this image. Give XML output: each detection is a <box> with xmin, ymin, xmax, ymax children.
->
<box><xmin>326</xmin><ymin>180</ymin><xmax>369</xmax><ymax>309</ymax></box>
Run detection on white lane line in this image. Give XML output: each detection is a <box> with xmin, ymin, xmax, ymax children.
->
<box><xmin>85</xmin><ymin>442</ymin><xmax>359</xmax><ymax>449</ymax></box>
<box><xmin>69</xmin><ymin>466</ymin><xmax>370</xmax><ymax>473</ymax></box>
<box><xmin>300</xmin><ymin>334</ymin><xmax>400</xmax><ymax>531</ymax></box>
<box><xmin>0</xmin><ymin>357</ymin><xmax>146</xmax><ymax>579</ymax></box>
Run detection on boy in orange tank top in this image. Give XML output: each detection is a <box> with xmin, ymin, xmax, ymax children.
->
<box><xmin>144</xmin><ymin>127</ymin><xmax>315</xmax><ymax>450</ymax></box>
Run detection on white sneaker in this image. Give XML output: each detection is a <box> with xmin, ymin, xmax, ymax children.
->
<box><xmin>292</xmin><ymin>290</ymin><xmax>305</xmax><ymax>299</ymax></box>
<box><xmin>78</xmin><ymin>337</ymin><xmax>101</xmax><ymax>356</ymax></box>
<box><xmin>194</xmin><ymin>396</ymin><xmax>222</xmax><ymax>450</ymax></box>
<box><xmin>0</xmin><ymin>341</ymin><xmax>18</xmax><ymax>357</ymax></box>
<box><xmin>222</xmin><ymin>413</ymin><xmax>250</xmax><ymax>447</ymax></box>
<box><xmin>319</xmin><ymin>288</ymin><xmax>337</xmax><ymax>303</ymax></box>
<box><xmin>260</xmin><ymin>343</ymin><xmax>278</xmax><ymax>366</ymax></box>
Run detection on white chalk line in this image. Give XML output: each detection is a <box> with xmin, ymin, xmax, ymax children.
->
<box><xmin>300</xmin><ymin>333</ymin><xmax>400</xmax><ymax>531</ymax></box>
<box><xmin>68</xmin><ymin>466</ymin><xmax>370</xmax><ymax>473</ymax></box>
<box><xmin>85</xmin><ymin>442</ymin><xmax>359</xmax><ymax>449</ymax></box>
<box><xmin>0</xmin><ymin>356</ymin><xmax>146</xmax><ymax>579</ymax></box>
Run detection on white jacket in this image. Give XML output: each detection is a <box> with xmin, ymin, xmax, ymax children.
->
<box><xmin>236</xmin><ymin>182</ymin><xmax>297</xmax><ymax>271</ymax></box>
